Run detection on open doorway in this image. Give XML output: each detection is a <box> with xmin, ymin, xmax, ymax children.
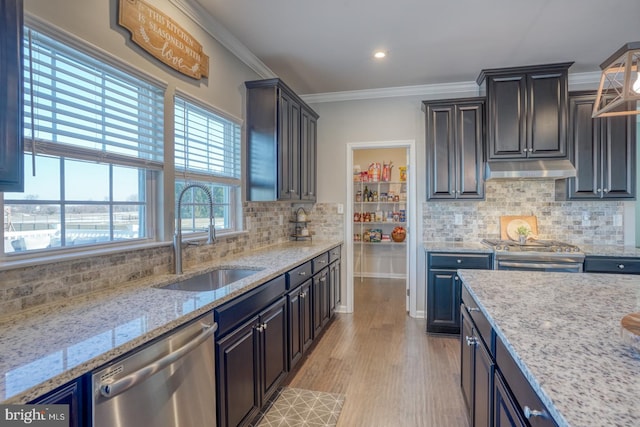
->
<box><xmin>344</xmin><ymin>140</ymin><xmax>417</xmax><ymax>317</ymax></box>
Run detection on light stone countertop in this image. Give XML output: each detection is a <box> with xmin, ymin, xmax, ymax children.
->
<box><xmin>458</xmin><ymin>269</ymin><xmax>640</xmax><ymax>427</ymax></box>
<box><xmin>0</xmin><ymin>239</ymin><xmax>342</xmax><ymax>404</ymax></box>
<box><xmin>423</xmin><ymin>241</ymin><xmax>493</xmax><ymax>253</ymax></box>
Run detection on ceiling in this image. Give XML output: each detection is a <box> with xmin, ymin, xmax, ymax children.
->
<box><xmin>190</xmin><ymin>0</ymin><xmax>640</xmax><ymax>96</ymax></box>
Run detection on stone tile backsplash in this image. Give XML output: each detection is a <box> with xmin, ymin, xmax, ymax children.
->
<box><xmin>423</xmin><ymin>179</ymin><xmax>625</xmax><ymax>245</ymax></box>
<box><xmin>0</xmin><ymin>202</ymin><xmax>341</xmax><ymax>317</ymax></box>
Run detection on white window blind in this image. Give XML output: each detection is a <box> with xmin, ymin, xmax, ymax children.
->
<box><xmin>24</xmin><ymin>27</ymin><xmax>164</xmax><ymax>167</ymax></box>
<box><xmin>174</xmin><ymin>95</ymin><xmax>241</xmax><ymax>181</ymax></box>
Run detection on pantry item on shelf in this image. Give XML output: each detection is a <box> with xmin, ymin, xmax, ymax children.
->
<box><xmin>355</xmin><ymin>190</ymin><xmax>362</xmax><ymax>202</ymax></box>
<box><xmin>399</xmin><ymin>166</ymin><xmax>407</xmax><ymax>182</ymax></box>
<box><xmin>391</xmin><ymin>226</ymin><xmax>406</xmax><ymax>242</ymax></box>
<box><xmin>382</xmin><ymin>161</ymin><xmax>393</xmax><ymax>182</ymax></box>
<box><xmin>368</xmin><ymin>162</ymin><xmax>381</xmax><ymax>182</ymax></box>
<box><xmin>354</xmin><ymin>212</ymin><xmax>361</xmax><ymax>222</ymax></box>
<box><xmin>369</xmin><ymin>229</ymin><xmax>382</xmax><ymax>242</ymax></box>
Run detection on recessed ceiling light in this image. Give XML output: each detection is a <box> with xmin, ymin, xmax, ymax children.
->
<box><xmin>373</xmin><ymin>50</ymin><xmax>387</xmax><ymax>59</ymax></box>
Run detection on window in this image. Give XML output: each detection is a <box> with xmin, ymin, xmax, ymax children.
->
<box><xmin>174</xmin><ymin>94</ymin><xmax>242</xmax><ymax>235</ymax></box>
<box><xmin>2</xmin><ymin>26</ymin><xmax>164</xmax><ymax>255</ymax></box>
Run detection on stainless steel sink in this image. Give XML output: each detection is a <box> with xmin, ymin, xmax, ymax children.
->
<box><xmin>156</xmin><ymin>268</ymin><xmax>261</xmax><ymax>292</ymax></box>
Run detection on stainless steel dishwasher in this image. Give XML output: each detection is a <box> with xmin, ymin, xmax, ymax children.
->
<box><xmin>92</xmin><ymin>313</ymin><xmax>217</xmax><ymax>427</ymax></box>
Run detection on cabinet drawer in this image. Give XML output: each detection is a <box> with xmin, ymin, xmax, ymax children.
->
<box><xmin>461</xmin><ymin>285</ymin><xmax>493</xmax><ymax>355</ymax></box>
<box><xmin>584</xmin><ymin>256</ymin><xmax>640</xmax><ymax>274</ymax></box>
<box><xmin>312</xmin><ymin>253</ymin><xmax>329</xmax><ymax>273</ymax></box>
<box><xmin>429</xmin><ymin>253</ymin><xmax>492</xmax><ymax>269</ymax></box>
<box><xmin>496</xmin><ymin>337</ymin><xmax>558</xmax><ymax>427</ymax></box>
<box><xmin>215</xmin><ymin>275</ymin><xmax>286</xmax><ymax>337</ymax></box>
<box><xmin>328</xmin><ymin>245</ymin><xmax>341</xmax><ymax>263</ymax></box>
<box><xmin>287</xmin><ymin>261</ymin><xmax>312</xmax><ymax>289</ymax></box>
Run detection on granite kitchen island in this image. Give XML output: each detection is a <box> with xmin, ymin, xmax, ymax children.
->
<box><xmin>458</xmin><ymin>269</ymin><xmax>640</xmax><ymax>427</ymax></box>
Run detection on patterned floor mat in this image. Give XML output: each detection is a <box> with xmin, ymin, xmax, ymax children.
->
<box><xmin>251</xmin><ymin>387</ymin><xmax>345</xmax><ymax>427</ymax></box>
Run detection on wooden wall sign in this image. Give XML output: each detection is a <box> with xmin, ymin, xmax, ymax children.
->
<box><xmin>118</xmin><ymin>0</ymin><xmax>209</xmax><ymax>79</ymax></box>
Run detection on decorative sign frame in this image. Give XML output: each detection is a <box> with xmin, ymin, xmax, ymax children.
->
<box><xmin>118</xmin><ymin>0</ymin><xmax>209</xmax><ymax>79</ymax></box>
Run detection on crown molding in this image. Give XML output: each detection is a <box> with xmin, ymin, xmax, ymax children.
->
<box><xmin>567</xmin><ymin>71</ymin><xmax>602</xmax><ymax>89</ymax></box>
<box><xmin>300</xmin><ymin>81</ymin><xmax>481</xmax><ymax>104</ymax></box>
<box><xmin>170</xmin><ymin>0</ymin><xmax>276</xmax><ymax>79</ymax></box>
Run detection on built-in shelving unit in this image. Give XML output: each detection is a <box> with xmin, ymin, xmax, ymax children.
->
<box><xmin>353</xmin><ymin>180</ymin><xmax>407</xmax><ymax>279</ymax></box>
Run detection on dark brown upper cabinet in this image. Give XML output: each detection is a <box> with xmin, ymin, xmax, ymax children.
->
<box><xmin>245</xmin><ymin>78</ymin><xmax>318</xmax><ymax>202</ymax></box>
<box><xmin>0</xmin><ymin>0</ymin><xmax>24</xmax><ymax>192</ymax></box>
<box><xmin>477</xmin><ymin>63</ymin><xmax>572</xmax><ymax>161</ymax></box>
<box><xmin>423</xmin><ymin>98</ymin><xmax>485</xmax><ymax>200</ymax></box>
<box><xmin>558</xmin><ymin>91</ymin><xmax>636</xmax><ymax>200</ymax></box>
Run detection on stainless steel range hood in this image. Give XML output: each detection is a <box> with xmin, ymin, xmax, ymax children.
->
<box><xmin>485</xmin><ymin>159</ymin><xmax>576</xmax><ymax>180</ymax></box>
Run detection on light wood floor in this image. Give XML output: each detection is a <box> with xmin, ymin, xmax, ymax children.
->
<box><xmin>285</xmin><ymin>278</ymin><xmax>470</xmax><ymax>427</ymax></box>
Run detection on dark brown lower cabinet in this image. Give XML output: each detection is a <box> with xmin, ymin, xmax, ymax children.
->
<box><xmin>461</xmin><ymin>304</ymin><xmax>494</xmax><ymax>427</ymax></box>
<box><xmin>216</xmin><ymin>296</ymin><xmax>287</xmax><ymax>427</ymax></box>
<box><xmin>494</xmin><ymin>371</ymin><xmax>526</xmax><ymax>427</ymax></box>
<box><xmin>312</xmin><ymin>267</ymin><xmax>330</xmax><ymax>337</ymax></box>
<box><xmin>461</xmin><ymin>285</ymin><xmax>559</xmax><ymax>427</ymax></box>
<box><xmin>287</xmin><ymin>278</ymin><xmax>313</xmax><ymax>370</ymax></box>
<box><xmin>29</xmin><ymin>377</ymin><xmax>86</xmax><ymax>427</ymax></box>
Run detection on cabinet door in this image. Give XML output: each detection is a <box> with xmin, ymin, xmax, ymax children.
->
<box><xmin>300</xmin><ymin>108</ymin><xmax>317</xmax><ymax>202</ymax></box>
<box><xmin>0</xmin><ymin>0</ymin><xmax>24</xmax><ymax>192</ymax></box>
<box><xmin>312</xmin><ymin>268</ymin><xmax>330</xmax><ymax>337</ymax></box>
<box><xmin>425</xmin><ymin>103</ymin><xmax>456</xmax><ymax>199</ymax></box>
<box><xmin>287</xmin><ymin>288</ymin><xmax>303</xmax><ymax>369</ymax></box>
<box><xmin>300</xmin><ymin>280</ymin><xmax>314</xmax><ymax>351</ymax></box>
<box><xmin>486</xmin><ymin>75</ymin><xmax>528</xmax><ymax>159</ymax></box>
<box><xmin>277</xmin><ymin>91</ymin><xmax>300</xmax><ymax>200</ymax></box>
<box><xmin>494</xmin><ymin>371</ymin><xmax>527</xmax><ymax>427</ymax></box>
<box><xmin>427</xmin><ymin>269</ymin><xmax>461</xmax><ymax>334</ymax></box>
<box><xmin>456</xmin><ymin>102</ymin><xmax>484</xmax><ymax>199</ymax></box>
<box><xmin>474</xmin><ymin>334</ymin><xmax>494</xmax><ymax>427</ymax></box>
<box><xmin>30</xmin><ymin>378</ymin><xmax>84</xmax><ymax>427</ymax></box>
<box><xmin>329</xmin><ymin>259</ymin><xmax>341</xmax><ymax>315</ymax></box>
<box><xmin>602</xmin><ymin>112</ymin><xmax>635</xmax><ymax>199</ymax></box>
<box><xmin>217</xmin><ymin>317</ymin><xmax>260</xmax><ymax>427</ymax></box>
<box><xmin>259</xmin><ymin>297</ymin><xmax>288</xmax><ymax>403</ymax></box>
<box><xmin>460</xmin><ymin>309</ymin><xmax>475</xmax><ymax>420</ymax></box>
<box><xmin>527</xmin><ymin>71</ymin><xmax>568</xmax><ymax>158</ymax></box>
<box><xmin>567</xmin><ymin>94</ymin><xmax>601</xmax><ymax>199</ymax></box>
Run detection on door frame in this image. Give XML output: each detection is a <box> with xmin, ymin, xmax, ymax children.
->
<box><xmin>344</xmin><ymin>140</ymin><xmax>418</xmax><ymax>317</ymax></box>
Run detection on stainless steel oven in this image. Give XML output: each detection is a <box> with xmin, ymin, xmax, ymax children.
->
<box><xmin>481</xmin><ymin>239</ymin><xmax>585</xmax><ymax>272</ymax></box>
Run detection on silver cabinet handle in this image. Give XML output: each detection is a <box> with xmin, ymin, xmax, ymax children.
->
<box><xmin>524</xmin><ymin>406</ymin><xmax>547</xmax><ymax>419</ymax></box>
<box><xmin>465</xmin><ymin>336</ymin><xmax>478</xmax><ymax>346</ymax></box>
<box><xmin>318</xmin><ymin>260</ymin><xmax>327</xmax><ymax>264</ymax></box>
<box><xmin>100</xmin><ymin>322</ymin><xmax>217</xmax><ymax>398</ymax></box>
<box><xmin>299</xmin><ymin>271</ymin><xmax>307</xmax><ymax>276</ymax></box>
<box><xmin>467</xmin><ymin>307</ymin><xmax>480</xmax><ymax>312</ymax></box>
<box><xmin>618</xmin><ymin>264</ymin><xmax>625</xmax><ymax>269</ymax></box>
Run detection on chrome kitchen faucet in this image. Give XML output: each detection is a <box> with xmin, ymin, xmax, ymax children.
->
<box><xmin>174</xmin><ymin>183</ymin><xmax>216</xmax><ymax>274</ymax></box>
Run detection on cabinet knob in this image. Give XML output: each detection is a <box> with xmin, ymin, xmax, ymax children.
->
<box><xmin>262</xmin><ymin>323</ymin><xmax>268</xmax><ymax>330</ymax></box>
<box><xmin>456</xmin><ymin>259</ymin><xmax>462</xmax><ymax>264</ymax></box>
<box><xmin>256</xmin><ymin>325</ymin><xmax>263</xmax><ymax>332</ymax></box>
<box><xmin>528</xmin><ymin>148</ymin><xmax>533</xmax><ymax>152</ymax></box>
<box><xmin>603</xmin><ymin>188</ymin><xmax>609</xmax><ymax>193</ymax></box>
<box><xmin>597</xmin><ymin>188</ymin><xmax>602</xmax><ymax>193</ymax></box>
<box><xmin>618</xmin><ymin>264</ymin><xmax>625</xmax><ymax>270</ymax></box>
<box><xmin>299</xmin><ymin>271</ymin><xmax>307</xmax><ymax>276</ymax></box>
<box><xmin>454</xmin><ymin>276</ymin><xmax>459</xmax><ymax>281</ymax></box>
<box><xmin>523</xmin><ymin>406</ymin><xmax>547</xmax><ymax>420</ymax></box>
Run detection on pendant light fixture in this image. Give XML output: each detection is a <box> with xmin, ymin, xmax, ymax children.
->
<box><xmin>592</xmin><ymin>41</ymin><xmax>640</xmax><ymax>118</ymax></box>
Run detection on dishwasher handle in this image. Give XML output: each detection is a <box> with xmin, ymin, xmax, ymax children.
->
<box><xmin>100</xmin><ymin>321</ymin><xmax>217</xmax><ymax>399</ymax></box>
